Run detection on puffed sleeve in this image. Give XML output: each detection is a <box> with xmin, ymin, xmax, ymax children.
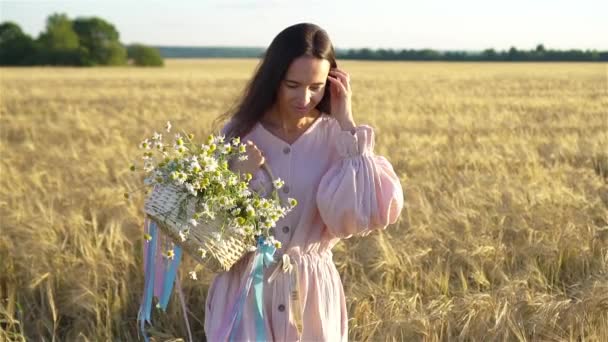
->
<box><xmin>221</xmin><ymin>120</ymin><xmax>273</xmax><ymax>197</ymax></box>
<box><xmin>316</xmin><ymin>122</ymin><xmax>404</xmax><ymax>239</ymax></box>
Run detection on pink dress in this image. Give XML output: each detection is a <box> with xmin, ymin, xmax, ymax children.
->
<box><xmin>204</xmin><ymin>113</ymin><xmax>404</xmax><ymax>341</ymax></box>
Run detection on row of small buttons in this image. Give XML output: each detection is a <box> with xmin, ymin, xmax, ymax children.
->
<box><xmin>278</xmin><ymin>145</ymin><xmax>290</xmax><ymax>314</ymax></box>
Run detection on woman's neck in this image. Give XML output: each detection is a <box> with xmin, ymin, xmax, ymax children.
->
<box><xmin>262</xmin><ymin>107</ymin><xmax>321</xmax><ymax>133</ymax></box>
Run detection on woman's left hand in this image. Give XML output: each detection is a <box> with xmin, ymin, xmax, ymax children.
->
<box><xmin>327</xmin><ymin>68</ymin><xmax>356</xmax><ymax>131</ymax></box>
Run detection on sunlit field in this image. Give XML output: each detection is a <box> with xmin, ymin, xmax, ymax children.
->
<box><xmin>1</xmin><ymin>59</ymin><xmax>606</xmax><ymax>341</ymax></box>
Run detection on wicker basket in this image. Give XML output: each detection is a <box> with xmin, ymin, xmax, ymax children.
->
<box><xmin>143</xmin><ymin>163</ymin><xmax>278</xmax><ymax>273</ymax></box>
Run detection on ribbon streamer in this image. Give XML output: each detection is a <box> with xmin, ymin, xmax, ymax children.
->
<box><xmin>216</xmin><ymin>236</ymin><xmax>276</xmax><ymax>341</ymax></box>
<box><xmin>139</xmin><ymin>217</ymin><xmax>277</xmax><ymax>341</ymax></box>
<box><xmin>138</xmin><ymin>217</ymin><xmax>192</xmax><ymax>342</ymax></box>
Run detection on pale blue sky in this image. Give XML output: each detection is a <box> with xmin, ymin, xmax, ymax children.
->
<box><xmin>1</xmin><ymin>0</ymin><xmax>606</xmax><ymax>51</ymax></box>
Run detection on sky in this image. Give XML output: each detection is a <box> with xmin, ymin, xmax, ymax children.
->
<box><xmin>1</xmin><ymin>0</ymin><xmax>606</xmax><ymax>51</ymax></box>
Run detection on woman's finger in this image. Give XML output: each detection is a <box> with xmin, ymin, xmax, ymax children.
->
<box><xmin>330</xmin><ymin>69</ymin><xmax>350</xmax><ymax>83</ymax></box>
<box><xmin>327</xmin><ymin>75</ymin><xmax>347</xmax><ymax>95</ymax></box>
<box><xmin>329</xmin><ymin>70</ymin><xmax>351</xmax><ymax>92</ymax></box>
<box><xmin>329</xmin><ymin>73</ymin><xmax>349</xmax><ymax>94</ymax></box>
<box><xmin>331</xmin><ymin>68</ymin><xmax>350</xmax><ymax>80</ymax></box>
<box><xmin>327</xmin><ymin>76</ymin><xmax>344</xmax><ymax>95</ymax></box>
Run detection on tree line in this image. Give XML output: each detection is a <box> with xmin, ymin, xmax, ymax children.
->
<box><xmin>0</xmin><ymin>13</ymin><xmax>163</xmax><ymax>66</ymax></box>
<box><xmin>2</xmin><ymin>13</ymin><xmax>605</xmax><ymax>64</ymax></box>
<box><xmin>153</xmin><ymin>45</ymin><xmax>607</xmax><ymax>62</ymax></box>
<box><xmin>338</xmin><ymin>45</ymin><xmax>607</xmax><ymax>61</ymax></box>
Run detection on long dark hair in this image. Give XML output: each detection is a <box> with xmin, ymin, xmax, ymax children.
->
<box><xmin>213</xmin><ymin>23</ymin><xmax>337</xmax><ymax>139</ymax></box>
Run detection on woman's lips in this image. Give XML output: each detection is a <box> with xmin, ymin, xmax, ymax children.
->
<box><xmin>294</xmin><ymin>106</ymin><xmax>308</xmax><ymax>113</ymax></box>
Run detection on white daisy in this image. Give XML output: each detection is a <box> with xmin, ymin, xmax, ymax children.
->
<box><xmin>273</xmin><ymin>178</ymin><xmax>285</xmax><ymax>189</ymax></box>
<box><xmin>164</xmin><ymin>249</ymin><xmax>175</xmax><ymax>260</ymax></box>
<box><xmin>227</xmin><ymin>175</ymin><xmax>238</xmax><ymax>186</ymax></box>
<box><xmin>139</xmin><ymin>139</ymin><xmax>151</xmax><ymax>149</ymax></box>
<box><xmin>178</xmin><ymin>229</ymin><xmax>189</xmax><ymax>242</ymax></box>
<box><xmin>185</xmin><ymin>183</ymin><xmax>198</xmax><ymax>196</ymax></box>
<box><xmin>203</xmin><ymin>157</ymin><xmax>218</xmax><ymax>172</ymax></box>
<box><xmin>245</xmin><ymin>204</ymin><xmax>255</xmax><ymax>217</ymax></box>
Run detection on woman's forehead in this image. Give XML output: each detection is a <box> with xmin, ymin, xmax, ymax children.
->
<box><xmin>284</xmin><ymin>56</ymin><xmax>330</xmax><ymax>83</ymax></box>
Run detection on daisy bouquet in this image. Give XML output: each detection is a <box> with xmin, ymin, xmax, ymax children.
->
<box><xmin>129</xmin><ymin>121</ymin><xmax>296</xmax><ymax>274</ymax></box>
<box><xmin>132</xmin><ymin>121</ymin><xmax>300</xmax><ymax>341</ymax></box>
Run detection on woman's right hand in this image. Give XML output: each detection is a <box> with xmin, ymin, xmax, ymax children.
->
<box><xmin>230</xmin><ymin>140</ymin><xmax>265</xmax><ymax>176</ymax></box>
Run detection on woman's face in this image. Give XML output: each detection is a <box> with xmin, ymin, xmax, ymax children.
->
<box><xmin>275</xmin><ymin>55</ymin><xmax>331</xmax><ymax>121</ymax></box>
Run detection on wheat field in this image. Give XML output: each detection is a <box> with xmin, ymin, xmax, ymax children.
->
<box><xmin>1</xmin><ymin>59</ymin><xmax>607</xmax><ymax>341</ymax></box>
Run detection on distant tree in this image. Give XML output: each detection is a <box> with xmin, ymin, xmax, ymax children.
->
<box><xmin>72</xmin><ymin>17</ymin><xmax>126</xmax><ymax>65</ymax></box>
<box><xmin>507</xmin><ymin>46</ymin><xmax>519</xmax><ymax>61</ymax></box>
<box><xmin>37</xmin><ymin>13</ymin><xmax>80</xmax><ymax>65</ymax></box>
<box><xmin>127</xmin><ymin>44</ymin><xmax>164</xmax><ymax>66</ymax></box>
<box><xmin>481</xmin><ymin>48</ymin><xmax>498</xmax><ymax>61</ymax></box>
<box><xmin>359</xmin><ymin>48</ymin><xmax>375</xmax><ymax>59</ymax></box>
<box><xmin>444</xmin><ymin>51</ymin><xmax>468</xmax><ymax>61</ymax></box>
<box><xmin>419</xmin><ymin>49</ymin><xmax>440</xmax><ymax>60</ymax></box>
<box><xmin>531</xmin><ymin>44</ymin><xmax>546</xmax><ymax>60</ymax></box>
<box><xmin>535</xmin><ymin>44</ymin><xmax>545</xmax><ymax>53</ymax></box>
<box><xmin>377</xmin><ymin>48</ymin><xmax>395</xmax><ymax>60</ymax></box>
<box><xmin>0</xmin><ymin>22</ymin><xmax>37</xmax><ymax>65</ymax></box>
<box><xmin>397</xmin><ymin>49</ymin><xmax>413</xmax><ymax>60</ymax></box>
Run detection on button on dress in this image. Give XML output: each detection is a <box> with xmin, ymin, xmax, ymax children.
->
<box><xmin>204</xmin><ymin>113</ymin><xmax>404</xmax><ymax>341</ymax></box>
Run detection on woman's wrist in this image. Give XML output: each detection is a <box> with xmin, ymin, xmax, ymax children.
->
<box><xmin>337</xmin><ymin>118</ymin><xmax>356</xmax><ymax>134</ymax></box>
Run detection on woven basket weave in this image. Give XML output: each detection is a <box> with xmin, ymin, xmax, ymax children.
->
<box><xmin>143</xmin><ymin>163</ymin><xmax>277</xmax><ymax>273</ymax></box>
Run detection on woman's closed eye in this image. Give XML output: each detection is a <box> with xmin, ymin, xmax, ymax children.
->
<box><xmin>286</xmin><ymin>84</ymin><xmax>323</xmax><ymax>92</ymax></box>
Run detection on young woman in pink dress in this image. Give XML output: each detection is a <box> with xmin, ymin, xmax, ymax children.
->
<box><xmin>203</xmin><ymin>22</ymin><xmax>405</xmax><ymax>341</ymax></box>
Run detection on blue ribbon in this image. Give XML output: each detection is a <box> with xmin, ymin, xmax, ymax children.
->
<box><xmin>139</xmin><ymin>221</ymin><xmax>274</xmax><ymax>342</ymax></box>
<box><xmin>139</xmin><ymin>220</ymin><xmax>158</xmax><ymax>342</ymax></box>
<box><xmin>229</xmin><ymin>236</ymin><xmax>276</xmax><ymax>341</ymax></box>
<box><xmin>138</xmin><ymin>219</ymin><xmax>183</xmax><ymax>342</ymax></box>
<box><xmin>160</xmin><ymin>245</ymin><xmax>182</xmax><ymax>308</ymax></box>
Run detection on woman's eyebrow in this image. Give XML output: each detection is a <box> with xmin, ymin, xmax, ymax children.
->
<box><xmin>285</xmin><ymin>79</ymin><xmax>325</xmax><ymax>86</ymax></box>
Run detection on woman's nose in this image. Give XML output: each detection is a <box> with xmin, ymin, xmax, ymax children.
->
<box><xmin>296</xmin><ymin>89</ymin><xmax>312</xmax><ymax>105</ymax></box>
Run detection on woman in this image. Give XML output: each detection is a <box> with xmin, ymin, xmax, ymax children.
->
<box><xmin>205</xmin><ymin>23</ymin><xmax>404</xmax><ymax>341</ymax></box>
